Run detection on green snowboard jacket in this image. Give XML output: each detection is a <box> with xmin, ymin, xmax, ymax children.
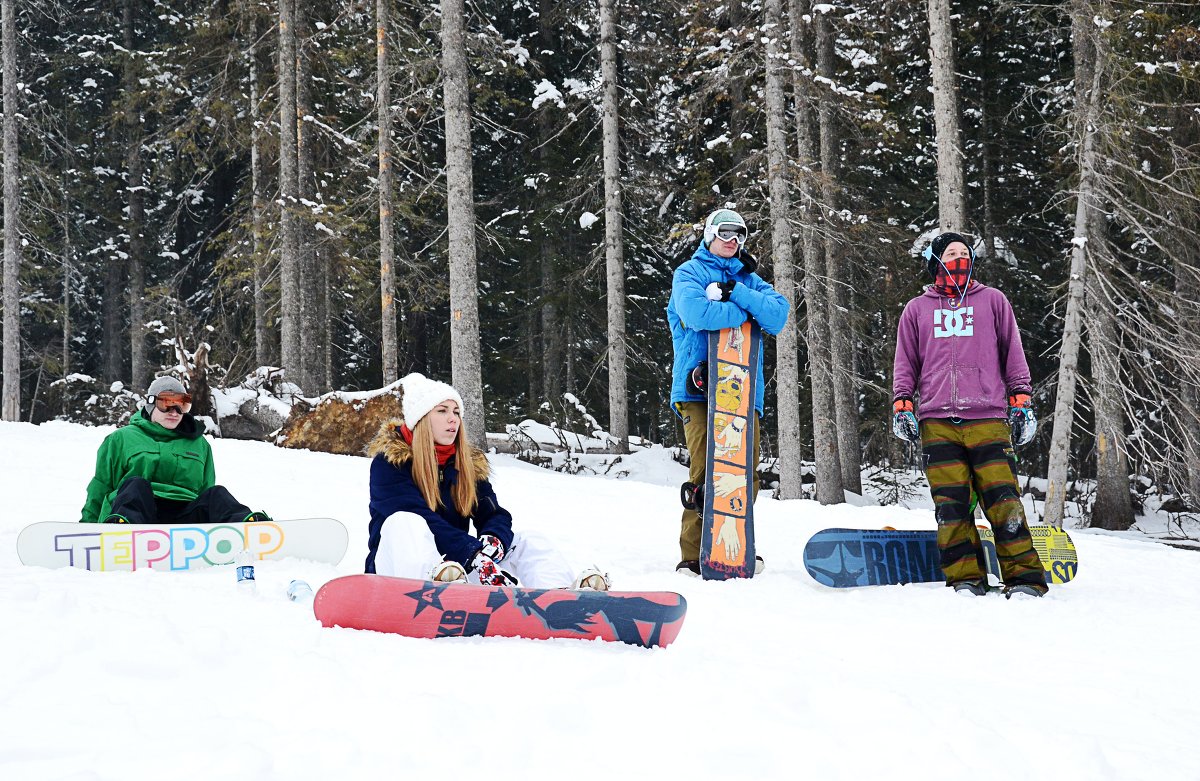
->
<box><xmin>80</xmin><ymin>409</ymin><xmax>216</xmax><ymax>522</ymax></box>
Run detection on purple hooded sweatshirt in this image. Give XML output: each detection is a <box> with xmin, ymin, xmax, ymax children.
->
<box><xmin>892</xmin><ymin>283</ymin><xmax>1031</xmax><ymax>421</ymax></box>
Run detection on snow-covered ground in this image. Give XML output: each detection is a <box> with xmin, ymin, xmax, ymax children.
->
<box><xmin>2</xmin><ymin>420</ymin><xmax>1198</xmax><ymax>780</ymax></box>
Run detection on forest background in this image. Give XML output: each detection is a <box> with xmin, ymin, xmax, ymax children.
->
<box><xmin>0</xmin><ymin>0</ymin><xmax>1197</xmax><ymax>531</ymax></box>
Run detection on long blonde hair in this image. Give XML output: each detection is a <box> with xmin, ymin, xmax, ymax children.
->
<box><xmin>409</xmin><ymin>413</ymin><xmax>478</xmax><ymax>517</ymax></box>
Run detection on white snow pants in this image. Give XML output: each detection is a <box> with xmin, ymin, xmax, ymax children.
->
<box><xmin>374</xmin><ymin>512</ymin><xmax>576</xmax><ymax>589</ymax></box>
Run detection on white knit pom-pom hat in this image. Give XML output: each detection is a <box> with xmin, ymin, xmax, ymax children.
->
<box><xmin>400</xmin><ymin>373</ymin><xmax>465</xmax><ymax>429</ymax></box>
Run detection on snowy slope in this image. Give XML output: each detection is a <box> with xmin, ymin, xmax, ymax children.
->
<box><xmin>2</xmin><ymin>420</ymin><xmax>1198</xmax><ymax>781</ymax></box>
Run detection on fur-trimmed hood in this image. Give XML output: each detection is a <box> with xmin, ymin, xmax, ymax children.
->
<box><xmin>367</xmin><ymin>418</ymin><xmax>490</xmax><ymax>478</ymax></box>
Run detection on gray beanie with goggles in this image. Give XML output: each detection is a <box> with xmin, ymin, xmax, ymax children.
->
<box><xmin>144</xmin><ymin>376</ymin><xmax>188</xmax><ymax>417</ymax></box>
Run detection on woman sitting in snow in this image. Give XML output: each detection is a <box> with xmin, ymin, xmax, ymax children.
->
<box><xmin>365</xmin><ymin>373</ymin><xmax>610</xmax><ymax>591</ymax></box>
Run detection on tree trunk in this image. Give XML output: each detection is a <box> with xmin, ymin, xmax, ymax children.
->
<box><xmin>816</xmin><ymin>7</ymin><xmax>861</xmax><ymax>493</ymax></box>
<box><xmin>1178</xmin><ymin>252</ymin><xmax>1200</xmax><ymax>505</ymax></box>
<box><xmin>1045</xmin><ymin>0</ymin><xmax>1103</xmax><ymax>528</ymax></box>
<box><xmin>978</xmin><ymin>13</ymin><xmax>996</xmax><ymax>260</ymax></box>
<box><xmin>377</xmin><ymin>0</ymin><xmax>398</xmax><ymax>385</ymax></box>
<box><xmin>926</xmin><ymin>0</ymin><xmax>967</xmax><ymax>232</ymax></box>
<box><xmin>540</xmin><ymin>241</ymin><xmax>562</xmax><ymax>405</ymax></box>
<box><xmin>323</xmin><ymin>246</ymin><xmax>333</xmax><ymax>390</ymax></box>
<box><xmin>296</xmin><ymin>10</ymin><xmax>325</xmax><ymax>393</ymax></box>
<box><xmin>565</xmin><ymin>262</ymin><xmax>577</xmax><ymax>395</ymax></box>
<box><xmin>791</xmin><ymin>0</ymin><xmax>842</xmax><ymax>503</ymax></box>
<box><xmin>102</xmin><ymin>263</ymin><xmax>123</xmax><ymax>381</ymax></box>
<box><xmin>763</xmin><ymin>0</ymin><xmax>801</xmax><ymax>498</ymax></box>
<box><xmin>441</xmin><ymin>0</ymin><xmax>485</xmax><ymax>449</ymax></box>
<box><xmin>277</xmin><ymin>0</ymin><xmax>302</xmax><ymax>390</ymax></box>
<box><xmin>1</xmin><ymin>0</ymin><xmax>18</xmax><ymax>420</ymax></box>
<box><xmin>61</xmin><ymin>180</ymin><xmax>72</xmax><ymax>380</ymax></box>
<box><xmin>537</xmin><ymin>0</ymin><xmax>562</xmax><ymax>408</ymax></box>
<box><xmin>598</xmin><ymin>0</ymin><xmax>628</xmax><ymax>453</ymax></box>
<box><xmin>1170</xmin><ymin>94</ymin><xmax>1200</xmax><ymax>505</ymax></box>
<box><xmin>249</xmin><ymin>12</ymin><xmax>272</xmax><ymax>368</ymax></box>
<box><xmin>1087</xmin><ymin>282</ymin><xmax>1133</xmax><ymax>529</ymax></box>
<box><xmin>124</xmin><ymin>0</ymin><xmax>148</xmax><ymax>391</ymax></box>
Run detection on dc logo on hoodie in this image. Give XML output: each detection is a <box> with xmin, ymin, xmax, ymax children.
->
<box><xmin>933</xmin><ymin>307</ymin><xmax>974</xmax><ymax>338</ymax></box>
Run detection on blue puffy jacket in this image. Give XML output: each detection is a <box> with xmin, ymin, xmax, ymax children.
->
<box><xmin>667</xmin><ymin>242</ymin><xmax>790</xmax><ymax>417</ymax></box>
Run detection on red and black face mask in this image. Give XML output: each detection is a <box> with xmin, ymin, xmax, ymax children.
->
<box><xmin>934</xmin><ymin>255</ymin><xmax>973</xmax><ymax>297</ymax></box>
<box><xmin>924</xmin><ymin>232</ymin><xmax>975</xmax><ymax>299</ymax></box>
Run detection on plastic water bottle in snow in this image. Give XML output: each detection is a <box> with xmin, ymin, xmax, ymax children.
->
<box><xmin>287</xmin><ymin>579</ymin><xmax>314</xmax><ymax>602</ymax></box>
<box><xmin>235</xmin><ymin>549</ymin><xmax>256</xmax><ymax>588</ymax></box>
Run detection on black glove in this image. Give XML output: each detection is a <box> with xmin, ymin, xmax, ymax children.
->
<box><xmin>687</xmin><ymin>361</ymin><xmax>709</xmax><ymax>395</ymax></box>
<box><xmin>738</xmin><ymin>251</ymin><xmax>758</xmax><ymax>274</ymax></box>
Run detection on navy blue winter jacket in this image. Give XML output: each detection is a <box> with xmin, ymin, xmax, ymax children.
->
<box><xmin>365</xmin><ymin>420</ymin><xmax>514</xmax><ymax>574</ymax></box>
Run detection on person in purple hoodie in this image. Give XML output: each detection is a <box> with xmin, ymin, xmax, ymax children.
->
<box><xmin>892</xmin><ymin>232</ymin><xmax>1046</xmax><ymax>598</ymax></box>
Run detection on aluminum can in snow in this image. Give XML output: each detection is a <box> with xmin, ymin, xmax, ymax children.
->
<box><xmin>287</xmin><ymin>579</ymin><xmax>314</xmax><ymax>602</ymax></box>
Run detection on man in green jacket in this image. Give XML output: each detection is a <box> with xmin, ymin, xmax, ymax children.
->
<box><xmin>80</xmin><ymin>376</ymin><xmax>270</xmax><ymax>525</ymax></box>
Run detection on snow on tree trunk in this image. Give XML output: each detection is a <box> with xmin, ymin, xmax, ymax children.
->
<box><xmin>791</xmin><ymin>0</ymin><xmax>843</xmax><ymax>503</ymax></box>
<box><xmin>441</xmin><ymin>0</ymin><xmax>486</xmax><ymax>450</ymax></box>
<box><xmin>763</xmin><ymin>0</ymin><xmax>801</xmax><ymax>499</ymax></box>
<box><xmin>377</xmin><ymin>0</ymin><xmax>398</xmax><ymax>385</ymax></box>
<box><xmin>1045</xmin><ymin>1</ymin><xmax>1103</xmax><ymax>528</ymax></box>
<box><xmin>599</xmin><ymin>0</ymin><xmax>628</xmax><ymax>454</ymax></box>
<box><xmin>926</xmin><ymin>0</ymin><xmax>967</xmax><ymax>232</ymax></box>
<box><xmin>1</xmin><ymin>0</ymin><xmax>18</xmax><ymax>420</ymax></box>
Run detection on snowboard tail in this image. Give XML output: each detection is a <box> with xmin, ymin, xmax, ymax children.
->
<box><xmin>802</xmin><ymin>526</ymin><xmax>1078</xmax><ymax>588</ymax></box>
<box><xmin>17</xmin><ymin>518</ymin><xmax>349</xmax><ymax>571</ymax></box>
<box><xmin>314</xmin><ymin>574</ymin><xmax>688</xmax><ymax>648</ymax></box>
<box><xmin>699</xmin><ymin>320</ymin><xmax>761</xmax><ymax>580</ymax></box>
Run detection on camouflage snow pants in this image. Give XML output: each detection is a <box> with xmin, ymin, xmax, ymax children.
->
<box><xmin>921</xmin><ymin>418</ymin><xmax>1047</xmax><ymax>590</ymax></box>
<box><xmin>677</xmin><ymin>401</ymin><xmax>760</xmax><ymax>561</ymax></box>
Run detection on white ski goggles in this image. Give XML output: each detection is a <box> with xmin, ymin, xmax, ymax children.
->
<box><xmin>714</xmin><ymin>224</ymin><xmax>747</xmax><ymax>245</ymax></box>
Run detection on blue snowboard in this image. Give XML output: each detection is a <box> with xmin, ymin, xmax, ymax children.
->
<box><xmin>802</xmin><ymin>527</ymin><xmax>1078</xmax><ymax>588</ymax></box>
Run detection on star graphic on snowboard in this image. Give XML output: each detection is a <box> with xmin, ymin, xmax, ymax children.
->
<box><xmin>805</xmin><ymin>541</ymin><xmax>868</xmax><ymax>587</ymax></box>
<box><xmin>405</xmin><ymin>582</ymin><xmax>451</xmax><ymax>616</ymax></box>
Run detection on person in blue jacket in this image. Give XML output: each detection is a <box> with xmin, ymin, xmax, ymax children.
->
<box><xmin>366</xmin><ymin>372</ymin><xmax>610</xmax><ymax>590</ymax></box>
<box><xmin>667</xmin><ymin>208</ymin><xmax>790</xmax><ymax>575</ymax></box>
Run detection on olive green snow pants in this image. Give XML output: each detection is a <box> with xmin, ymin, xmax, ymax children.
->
<box><xmin>921</xmin><ymin>418</ymin><xmax>1047</xmax><ymax>590</ymax></box>
<box><xmin>678</xmin><ymin>401</ymin><xmax>760</xmax><ymax>562</ymax></box>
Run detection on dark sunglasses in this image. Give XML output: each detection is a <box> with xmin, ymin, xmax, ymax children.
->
<box><xmin>152</xmin><ymin>392</ymin><xmax>192</xmax><ymax>414</ymax></box>
<box><xmin>716</xmin><ymin>226</ymin><xmax>747</xmax><ymax>245</ymax></box>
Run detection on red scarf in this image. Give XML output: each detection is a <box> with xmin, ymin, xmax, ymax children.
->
<box><xmin>934</xmin><ymin>255</ymin><xmax>975</xmax><ymax>299</ymax></box>
<box><xmin>399</xmin><ymin>424</ymin><xmax>457</xmax><ymax>466</ymax></box>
